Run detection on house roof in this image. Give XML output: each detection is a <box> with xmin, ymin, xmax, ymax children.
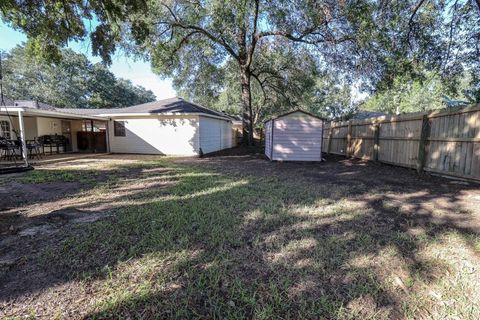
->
<box><xmin>61</xmin><ymin>97</ymin><xmax>231</xmax><ymax>120</ymax></box>
<box><xmin>219</xmin><ymin>112</ymin><xmax>242</xmax><ymax>122</ymax></box>
<box><xmin>1</xmin><ymin>96</ymin><xmax>231</xmax><ymax>121</ymax></box>
<box><xmin>0</xmin><ymin>96</ymin><xmax>105</xmax><ymax>120</ymax></box>
<box><xmin>0</xmin><ymin>97</ymin><xmax>57</xmax><ymax>111</ymax></box>
<box><xmin>264</xmin><ymin>109</ymin><xmax>326</xmax><ymax>123</ymax></box>
<box><xmin>0</xmin><ymin>96</ymin><xmax>16</xmax><ymax>106</ymax></box>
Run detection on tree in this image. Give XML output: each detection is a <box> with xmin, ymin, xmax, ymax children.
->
<box><xmin>305</xmin><ymin>76</ymin><xmax>356</xmax><ymax>120</ymax></box>
<box><xmin>2</xmin><ymin>0</ymin><xmax>479</xmax><ymax>139</ymax></box>
<box><xmin>121</xmin><ymin>1</ymin><xmax>367</xmax><ymax>144</ymax></box>
<box><xmin>2</xmin><ymin>46</ymin><xmax>156</xmax><ymax>108</ymax></box>
<box><xmin>177</xmin><ymin>43</ymin><xmax>320</xmax><ymax>127</ymax></box>
<box><xmin>361</xmin><ymin>69</ymin><xmax>477</xmax><ymax>114</ymax></box>
<box><xmin>0</xmin><ymin>0</ymin><xmax>146</xmax><ymax>64</ymax></box>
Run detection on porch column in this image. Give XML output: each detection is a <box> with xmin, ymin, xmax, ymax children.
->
<box><xmin>90</xmin><ymin>119</ymin><xmax>96</xmax><ymax>153</ymax></box>
<box><xmin>17</xmin><ymin>110</ymin><xmax>28</xmax><ymax>166</ymax></box>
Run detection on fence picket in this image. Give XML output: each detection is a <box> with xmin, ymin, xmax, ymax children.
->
<box><xmin>323</xmin><ymin>105</ymin><xmax>480</xmax><ymax>182</ymax></box>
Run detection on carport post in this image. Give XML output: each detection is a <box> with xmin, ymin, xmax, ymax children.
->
<box><xmin>17</xmin><ymin>110</ymin><xmax>28</xmax><ymax>166</ymax></box>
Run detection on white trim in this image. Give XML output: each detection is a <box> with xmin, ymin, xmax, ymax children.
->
<box><xmin>1</xmin><ymin>107</ymin><xmax>232</xmax><ymax>122</ymax></box>
<box><xmin>17</xmin><ymin>110</ymin><xmax>28</xmax><ymax>166</ymax></box>
<box><xmin>0</xmin><ymin>107</ymin><xmax>106</xmax><ymax>121</ymax></box>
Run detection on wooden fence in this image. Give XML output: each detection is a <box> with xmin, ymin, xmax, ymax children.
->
<box><xmin>322</xmin><ymin>104</ymin><xmax>480</xmax><ymax>182</ymax></box>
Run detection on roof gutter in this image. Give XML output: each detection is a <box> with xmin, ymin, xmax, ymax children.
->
<box><xmin>0</xmin><ymin>107</ymin><xmax>107</xmax><ymax>121</ymax></box>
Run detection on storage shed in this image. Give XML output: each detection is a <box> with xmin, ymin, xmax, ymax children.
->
<box><xmin>265</xmin><ymin>110</ymin><xmax>324</xmax><ymax>161</ymax></box>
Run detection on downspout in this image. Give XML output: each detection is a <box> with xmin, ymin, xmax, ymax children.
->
<box><xmin>105</xmin><ymin>119</ymin><xmax>111</xmax><ymax>153</ymax></box>
<box><xmin>90</xmin><ymin>119</ymin><xmax>96</xmax><ymax>153</ymax></box>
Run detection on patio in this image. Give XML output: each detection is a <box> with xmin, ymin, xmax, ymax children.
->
<box><xmin>0</xmin><ymin>153</ymin><xmax>111</xmax><ymax>168</ymax></box>
<box><xmin>1</xmin><ymin>100</ymin><xmax>109</xmax><ymax>169</ymax></box>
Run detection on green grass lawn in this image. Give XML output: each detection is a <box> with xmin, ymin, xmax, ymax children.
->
<box><xmin>2</xmin><ymin>155</ymin><xmax>480</xmax><ymax>319</ymax></box>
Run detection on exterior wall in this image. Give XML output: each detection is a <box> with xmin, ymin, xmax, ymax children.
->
<box><xmin>271</xmin><ymin>112</ymin><xmax>323</xmax><ymax>161</ymax></box>
<box><xmin>199</xmin><ymin>116</ymin><xmax>233</xmax><ymax>154</ymax></box>
<box><xmin>70</xmin><ymin>120</ymin><xmax>83</xmax><ymax>152</ymax></box>
<box><xmin>0</xmin><ymin>115</ymin><xmax>37</xmax><ymax>140</ymax></box>
<box><xmin>36</xmin><ymin>117</ymin><xmax>63</xmax><ymax>136</ymax></box>
<box><xmin>23</xmin><ymin>117</ymin><xmax>38</xmax><ymax>140</ymax></box>
<box><xmin>0</xmin><ymin>115</ymin><xmax>15</xmax><ymax>139</ymax></box>
<box><xmin>264</xmin><ymin>120</ymin><xmax>273</xmax><ymax>159</ymax></box>
<box><xmin>108</xmin><ymin>115</ymin><xmax>200</xmax><ymax>156</ymax></box>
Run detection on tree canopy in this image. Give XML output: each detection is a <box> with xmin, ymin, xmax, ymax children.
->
<box><xmin>1</xmin><ymin>0</ymin><xmax>480</xmax><ymax>137</ymax></box>
<box><xmin>1</xmin><ymin>46</ymin><xmax>156</xmax><ymax>108</ymax></box>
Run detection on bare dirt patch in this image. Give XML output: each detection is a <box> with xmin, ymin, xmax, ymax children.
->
<box><xmin>180</xmin><ymin>151</ymin><xmax>480</xmax><ymax>230</ymax></box>
<box><xmin>1</xmin><ymin>152</ymin><xmax>479</xmax><ymax>319</ymax></box>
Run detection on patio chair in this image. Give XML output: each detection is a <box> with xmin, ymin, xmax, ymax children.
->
<box><xmin>0</xmin><ymin>137</ymin><xmax>20</xmax><ymax>162</ymax></box>
<box><xmin>26</xmin><ymin>138</ymin><xmax>43</xmax><ymax>160</ymax></box>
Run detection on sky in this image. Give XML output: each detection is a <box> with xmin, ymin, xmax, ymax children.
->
<box><xmin>0</xmin><ymin>22</ymin><xmax>176</xmax><ymax>100</ymax></box>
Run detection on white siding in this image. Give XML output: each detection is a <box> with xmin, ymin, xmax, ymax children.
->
<box><xmin>264</xmin><ymin>120</ymin><xmax>273</xmax><ymax>159</ymax></box>
<box><xmin>199</xmin><ymin>116</ymin><xmax>233</xmax><ymax>154</ymax></box>
<box><xmin>271</xmin><ymin>111</ymin><xmax>323</xmax><ymax>161</ymax></box>
<box><xmin>108</xmin><ymin>115</ymin><xmax>200</xmax><ymax>156</ymax></box>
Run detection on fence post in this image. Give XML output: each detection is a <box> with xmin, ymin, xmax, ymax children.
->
<box><xmin>417</xmin><ymin>114</ymin><xmax>431</xmax><ymax>173</ymax></box>
<box><xmin>346</xmin><ymin>121</ymin><xmax>352</xmax><ymax>157</ymax></box>
<box><xmin>373</xmin><ymin>124</ymin><xmax>380</xmax><ymax>161</ymax></box>
<box><xmin>327</xmin><ymin>123</ymin><xmax>333</xmax><ymax>155</ymax></box>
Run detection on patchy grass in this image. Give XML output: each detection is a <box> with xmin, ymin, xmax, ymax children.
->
<box><xmin>16</xmin><ymin>169</ymin><xmax>94</xmax><ymax>184</ymax></box>
<box><xmin>1</xmin><ymin>155</ymin><xmax>480</xmax><ymax>319</ymax></box>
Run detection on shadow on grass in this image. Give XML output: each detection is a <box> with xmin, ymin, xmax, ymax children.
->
<box><xmin>1</xmin><ymin>154</ymin><xmax>479</xmax><ymax>318</ymax></box>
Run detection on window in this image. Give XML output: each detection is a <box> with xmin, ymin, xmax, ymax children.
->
<box><xmin>114</xmin><ymin>121</ymin><xmax>126</xmax><ymax>137</ymax></box>
<box><xmin>0</xmin><ymin>120</ymin><xmax>11</xmax><ymax>139</ymax></box>
<box><xmin>81</xmin><ymin>120</ymin><xmax>106</xmax><ymax>132</ymax></box>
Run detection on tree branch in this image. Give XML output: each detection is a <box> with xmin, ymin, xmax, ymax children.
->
<box><xmin>246</xmin><ymin>0</ymin><xmax>260</xmax><ymax>68</ymax></box>
<box><xmin>167</xmin><ymin>30</ymin><xmax>200</xmax><ymax>63</ymax></box>
<box><xmin>258</xmin><ymin>26</ymin><xmax>352</xmax><ymax>46</ymax></box>
<box><xmin>250</xmin><ymin>71</ymin><xmax>268</xmax><ymax>104</ymax></box>
<box><xmin>166</xmin><ymin>22</ymin><xmax>239</xmax><ymax>60</ymax></box>
<box><xmin>406</xmin><ymin>0</ymin><xmax>427</xmax><ymax>47</ymax></box>
<box><xmin>159</xmin><ymin>4</ymin><xmax>240</xmax><ymax>61</ymax></box>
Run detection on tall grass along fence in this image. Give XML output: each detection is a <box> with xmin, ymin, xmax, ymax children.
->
<box><xmin>322</xmin><ymin>104</ymin><xmax>480</xmax><ymax>182</ymax></box>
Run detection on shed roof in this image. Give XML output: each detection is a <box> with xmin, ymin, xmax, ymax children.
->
<box><xmin>264</xmin><ymin>109</ymin><xmax>326</xmax><ymax>123</ymax></box>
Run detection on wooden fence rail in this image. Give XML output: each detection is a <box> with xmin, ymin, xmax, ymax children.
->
<box><xmin>322</xmin><ymin>104</ymin><xmax>480</xmax><ymax>182</ymax></box>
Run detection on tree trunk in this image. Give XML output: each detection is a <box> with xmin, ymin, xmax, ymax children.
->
<box><xmin>240</xmin><ymin>66</ymin><xmax>254</xmax><ymax>145</ymax></box>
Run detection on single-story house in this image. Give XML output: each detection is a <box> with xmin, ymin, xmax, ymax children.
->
<box><xmin>0</xmin><ymin>97</ymin><xmax>235</xmax><ymax>160</ymax></box>
<box><xmin>265</xmin><ymin>110</ymin><xmax>325</xmax><ymax>161</ymax></box>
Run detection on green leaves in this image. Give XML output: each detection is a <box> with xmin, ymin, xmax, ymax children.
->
<box><xmin>2</xmin><ymin>46</ymin><xmax>156</xmax><ymax>108</ymax></box>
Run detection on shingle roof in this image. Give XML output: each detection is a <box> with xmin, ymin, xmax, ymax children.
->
<box><xmin>0</xmin><ymin>96</ymin><xmax>16</xmax><ymax>106</ymax></box>
<box><xmin>0</xmin><ymin>97</ymin><xmax>57</xmax><ymax>110</ymax></box>
<box><xmin>220</xmin><ymin>112</ymin><xmax>242</xmax><ymax>122</ymax></box>
<box><xmin>265</xmin><ymin>109</ymin><xmax>327</xmax><ymax>123</ymax></box>
<box><xmin>2</xmin><ymin>96</ymin><xmax>230</xmax><ymax>120</ymax></box>
<box><xmin>61</xmin><ymin>97</ymin><xmax>230</xmax><ymax>119</ymax></box>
